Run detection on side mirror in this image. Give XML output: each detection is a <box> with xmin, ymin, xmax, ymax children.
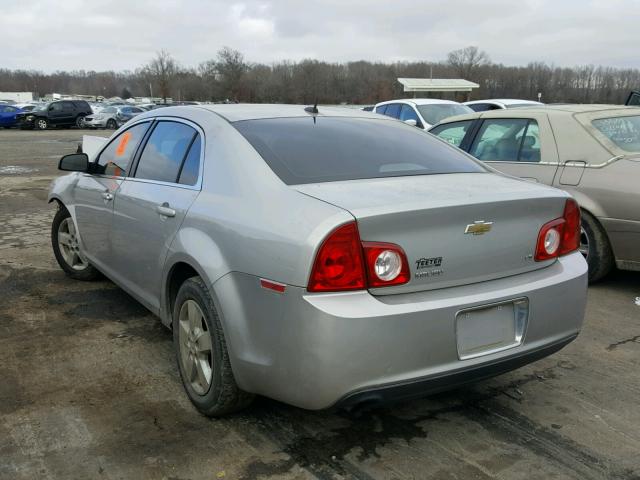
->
<box><xmin>59</xmin><ymin>153</ymin><xmax>89</xmax><ymax>172</ymax></box>
<box><xmin>404</xmin><ymin>119</ymin><xmax>418</xmax><ymax>127</ymax></box>
<box><xmin>48</xmin><ymin>106</ymin><xmax>55</xmax><ymax>111</ymax></box>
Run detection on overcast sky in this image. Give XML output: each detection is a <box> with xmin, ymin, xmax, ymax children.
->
<box><xmin>3</xmin><ymin>0</ymin><xmax>639</xmax><ymax>72</ymax></box>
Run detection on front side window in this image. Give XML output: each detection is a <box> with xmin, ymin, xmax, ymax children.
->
<box><xmin>135</xmin><ymin>121</ymin><xmax>197</xmax><ymax>183</ymax></box>
<box><xmin>50</xmin><ymin>103</ymin><xmax>63</xmax><ymax>112</ymax></box>
<box><xmin>469</xmin><ymin>118</ymin><xmax>540</xmax><ymax>162</ymax></box>
<box><xmin>95</xmin><ymin>122</ymin><xmax>150</xmax><ymax>176</ymax></box>
<box><xmin>399</xmin><ymin>105</ymin><xmax>420</xmax><ymax>124</ymax></box>
<box><xmin>430</xmin><ymin>120</ymin><xmax>474</xmax><ymax>148</ymax></box>
<box><xmin>592</xmin><ymin>116</ymin><xmax>640</xmax><ymax>153</ymax></box>
<box><xmin>234</xmin><ymin>117</ymin><xmax>485</xmax><ymax>185</ymax></box>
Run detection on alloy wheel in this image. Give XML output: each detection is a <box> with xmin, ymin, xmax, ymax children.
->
<box><xmin>579</xmin><ymin>226</ymin><xmax>590</xmax><ymax>259</ymax></box>
<box><xmin>57</xmin><ymin>217</ymin><xmax>89</xmax><ymax>270</ymax></box>
<box><xmin>37</xmin><ymin>119</ymin><xmax>47</xmax><ymax>129</ymax></box>
<box><xmin>178</xmin><ymin>299</ymin><xmax>213</xmax><ymax>395</ymax></box>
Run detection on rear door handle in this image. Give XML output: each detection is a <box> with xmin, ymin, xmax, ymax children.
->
<box><xmin>156</xmin><ymin>204</ymin><xmax>176</xmax><ymax>218</ymax></box>
<box><xmin>102</xmin><ymin>192</ymin><xmax>113</xmax><ymax>201</ymax></box>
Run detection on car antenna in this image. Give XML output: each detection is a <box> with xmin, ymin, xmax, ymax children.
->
<box><xmin>304</xmin><ymin>99</ymin><xmax>318</xmax><ymax>114</ymax></box>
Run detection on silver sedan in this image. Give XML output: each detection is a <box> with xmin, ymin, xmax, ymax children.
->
<box><xmin>48</xmin><ymin>105</ymin><xmax>587</xmax><ymax>415</ymax></box>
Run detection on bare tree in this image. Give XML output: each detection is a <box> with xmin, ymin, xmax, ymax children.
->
<box><xmin>216</xmin><ymin>46</ymin><xmax>247</xmax><ymax>100</ymax></box>
<box><xmin>144</xmin><ymin>50</ymin><xmax>177</xmax><ymax>102</ymax></box>
<box><xmin>447</xmin><ymin>46</ymin><xmax>491</xmax><ymax>79</ymax></box>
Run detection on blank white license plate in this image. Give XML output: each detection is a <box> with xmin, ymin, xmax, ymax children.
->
<box><xmin>456</xmin><ymin>298</ymin><xmax>528</xmax><ymax>360</ymax></box>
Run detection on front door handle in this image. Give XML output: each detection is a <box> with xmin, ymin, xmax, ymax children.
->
<box><xmin>102</xmin><ymin>191</ymin><xmax>113</xmax><ymax>201</ymax></box>
<box><xmin>156</xmin><ymin>203</ymin><xmax>176</xmax><ymax>218</ymax></box>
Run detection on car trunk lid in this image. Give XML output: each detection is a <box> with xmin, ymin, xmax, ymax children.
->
<box><xmin>295</xmin><ymin>173</ymin><xmax>568</xmax><ymax>294</ymax></box>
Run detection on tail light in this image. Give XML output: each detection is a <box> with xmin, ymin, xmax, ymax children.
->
<box><xmin>535</xmin><ymin>199</ymin><xmax>581</xmax><ymax>262</ymax></box>
<box><xmin>307</xmin><ymin>223</ymin><xmax>366</xmax><ymax>292</ymax></box>
<box><xmin>307</xmin><ymin>222</ymin><xmax>410</xmax><ymax>292</ymax></box>
<box><xmin>362</xmin><ymin>242</ymin><xmax>410</xmax><ymax>288</ymax></box>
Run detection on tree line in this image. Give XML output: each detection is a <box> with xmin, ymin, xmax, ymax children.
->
<box><xmin>1</xmin><ymin>46</ymin><xmax>638</xmax><ymax>105</ymax></box>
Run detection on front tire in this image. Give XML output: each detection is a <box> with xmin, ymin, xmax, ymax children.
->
<box><xmin>51</xmin><ymin>206</ymin><xmax>100</xmax><ymax>280</ymax></box>
<box><xmin>75</xmin><ymin>115</ymin><xmax>86</xmax><ymax>128</ymax></box>
<box><xmin>580</xmin><ymin>210</ymin><xmax>614</xmax><ymax>282</ymax></box>
<box><xmin>35</xmin><ymin>118</ymin><xmax>48</xmax><ymax>130</ymax></box>
<box><xmin>173</xmin><ymin>276</ymin><xmax>253</xmax><ymax>416</ymax></box>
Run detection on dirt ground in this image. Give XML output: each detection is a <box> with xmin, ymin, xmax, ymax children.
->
<box><xmin>0</xmin><ymin>128</ymin><xmax>639</xmax><ymax>480</ymax></box>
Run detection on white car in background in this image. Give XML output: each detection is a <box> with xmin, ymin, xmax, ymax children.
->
<box><xmin>374</xmin><ymin>99</ymin><xmax>473</xmax><ymax>130</ymax></box>
<box><xmin>464</xmin><ymin>99</ymin><xmax>543</xmax><ymax>112</ymax></box>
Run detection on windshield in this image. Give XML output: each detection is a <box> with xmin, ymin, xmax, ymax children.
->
<box><xmin>234</xmin><ymin>117</ymin><xmax>485</xmax><ymax>185</ymax></box>
<box><xmin>416</xmin><ymin>104</ymin><xmax>473</xmax><ymax>125</ymax></box>
<box><xmin>34</xmin><ymin>103</ymin><xmax>50</xmax><ymax>111</ymax></box>
<box><xmin>592</xmin><ymin>116</ymin><xmax>640</xmax><ymax>153</ymax></box>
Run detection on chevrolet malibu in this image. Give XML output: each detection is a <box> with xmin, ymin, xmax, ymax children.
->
<box><xmin>48</xmin><ymin>105</ymin><xmax>588</xmax><ymax>416</ymax></box>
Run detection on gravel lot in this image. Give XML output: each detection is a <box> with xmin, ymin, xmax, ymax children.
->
<box><xmin>1</xmin><ymin>128</ymin><xmax>639</xmax><ymax>480</ymax></box>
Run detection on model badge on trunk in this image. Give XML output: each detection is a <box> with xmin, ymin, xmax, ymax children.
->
<box><xmin>465</xmin><ymin>220</ymin><xmax>493</xmax><ymax>235</ymax></box>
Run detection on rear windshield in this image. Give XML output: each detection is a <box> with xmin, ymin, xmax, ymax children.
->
<box><xmin>416</xmin><ymin>104</ymin><xmax>473</xmax><ymax>125</ymax></box>
<box><xmin>233</xmin><ymin>117</ymin><xmax>485</xmax><ymax>185</ymax></box>
<box><xmin>592</xmin><ymin>116</ymin><xmax>640</xmax><ymax>152</ymax></box>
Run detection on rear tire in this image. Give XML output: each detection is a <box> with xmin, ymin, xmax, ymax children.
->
<box><xmin>106</xmin><ymin>119</ymin><xmax>117</xmax><ymax>129</ymax></box>
<box><xmin>51</xmin><ymin>206</ymin><xmax>100</xmax><ymax>280</ymax></box>
<box><xmin>35</xmin><ymin>118</ymin><xmax>48</xmax><ymax>130</ymax></box>
<box><xmin>75</xmin><ymin>115</ymin><xmax>86</xmax><ymax>128</ymax></box>
<box><xmin>580</xmin><ymin>210</ymin><xmax>614</xmax><ymax>282</ymax></box>
<box><xmin>172</xmin><ymin>276</ymin><xmax>253</xmax><ymax>416</ymax></box>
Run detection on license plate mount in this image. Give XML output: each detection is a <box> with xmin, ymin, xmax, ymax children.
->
<box><xmin>456</xmin><ymin>298</ymin><xmax>529</xmax><ymax>360</ymax></box>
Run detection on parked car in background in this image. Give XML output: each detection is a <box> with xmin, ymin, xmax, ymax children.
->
<box><xmin>429</xmin><ymin>105</ymin><xmax>640</xmax><ymax>281</ymax></box>
<box><xmin>464</xmin><ymin>99</ymin><xmax>543</xmax><ymax>112</ymax></box>
<box><xmin>0</xmin><ymin>104</ymin><xmax>23</xmax><ymax>128</ymax></box>
<box><xmin>361</xmin><ymin>105</ymin><xmax>374</xmax><ymax>112</ymax></box>
<box><xmin>16</xmin><ymin>100</ymin><xmax>92</xmax><ymax>130</ymax></box>
<box><xmin>15</xmin><ymin>103</ymin><xmax>42</xmax><ymax>112</ymax></box>
<box><xmin>49</xmin><ymin>104</ymin><xmax>586</xmax><ymax>415</ymax></box>
<box><xmin>84</xmin><ymin>105</ymin><xmax>144</xmax><ymax>129</ymax></box>
<box><xmin>374</xmin><ymin>99</ymin><xmax>473</xmax><ymax>130</ymax></box>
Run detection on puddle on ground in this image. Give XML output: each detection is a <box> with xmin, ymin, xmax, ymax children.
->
<box><xmin>0</xmin><ymin>166</ymin><xmax>40</xmax><ymax>175</ymax></box>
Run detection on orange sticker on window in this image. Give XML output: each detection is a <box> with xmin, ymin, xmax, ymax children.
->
<box><xmin>115</xmin><ymin>132</ymin><xmax>132</xmax><ymax>157</ymax></box>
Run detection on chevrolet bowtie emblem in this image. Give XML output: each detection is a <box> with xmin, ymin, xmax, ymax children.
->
<box><xmin>465</xmin><ymin>220</ymin><xmax>493</xmax><ymax>235</ymax></box>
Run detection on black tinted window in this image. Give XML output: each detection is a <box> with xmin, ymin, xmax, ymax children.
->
<box><xmin>135</xmin><ymin>121</ymin><xmax>197</xmax><ymax>183</ymax></box>
<box><xmin>468</xmin><ymin>103</ymin><xmax>492</xmax><ymax>112</ymax></box>
<box><xmin>178</xmin><ymin>135</ymin><xmax>202</xmax><ymax>185</ymax></box>
<box><xmin>96</xmin><ymin>122</ymin><xmax>150</xmax><ymax>176</ymax></box>
<box><xmin>234</xmin><ymin>117</ymin><xmax>485</xmax><ymax>185</ymax></box>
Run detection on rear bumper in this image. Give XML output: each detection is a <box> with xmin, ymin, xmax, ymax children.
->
<box><xmin>337</xmin><ymin>334</ymin><xmax>576</xmax><ymax>409</ymax></box>
<box><xmin>214</xmin><ymin>252</ymin><xmax>588</xmax><ymax>410</ymax></box>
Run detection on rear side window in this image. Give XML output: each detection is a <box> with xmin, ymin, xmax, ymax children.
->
<box><xmin>135</xmin><ymin>121</ymin><xmax>197</xmax><ymax>183</ymax></box>
<box><xmin>96</xmin><ymin>122</ymin><xmax>150</xmax><ymax>176</ymax></box>
<box><xmin>384</xmin><ymin>103</ymin><xmax>401</xmax><ymax>118</ymax></box>
<box><xmin>234</xmin><ymin>117</ymin><xmax>485</xmax><ymax>185</ymax></box>
<box><xmin>178</xmin><ymin>135</ymin><xmax>202</xmax><ymax>185</ymax></box>
<box><xmin>592</xmin><ymin>116</ymin><xmax>640</xmax><ymax>152</ymax></box>
<box><xmin>469</xmin><ymin>118</ymin><xmax>540</xmax><ymax>162</ymax></box>
<box><xmin>430</xmin><ymin>120</ymin><xmax>474</xmax><ymax>148</ymax></box>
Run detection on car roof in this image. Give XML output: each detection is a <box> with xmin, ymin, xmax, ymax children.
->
<box><xmin>375</xmin><ymin>98</ymin><xmax>462</xmax><ymax>107</ymax></box>
<box><xmin>465</xmin><ymin>99</ymin><xmax>542</xmax><ymax>106</ymax></box>
<box><xmin>192</xmin><ymin>103</ymin><xmax>386</xmax><ymax>122</ymax></box>
<box><xmin>433</xmin><ymin>104</ymin><xmax>640</xmax><ymax>124</ymax></box>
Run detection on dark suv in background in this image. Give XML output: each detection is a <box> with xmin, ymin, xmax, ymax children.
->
<box><xmin>17</xmin><ymin>100</ymin><xmax>92</xmax><ymax>130</ymax></box>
